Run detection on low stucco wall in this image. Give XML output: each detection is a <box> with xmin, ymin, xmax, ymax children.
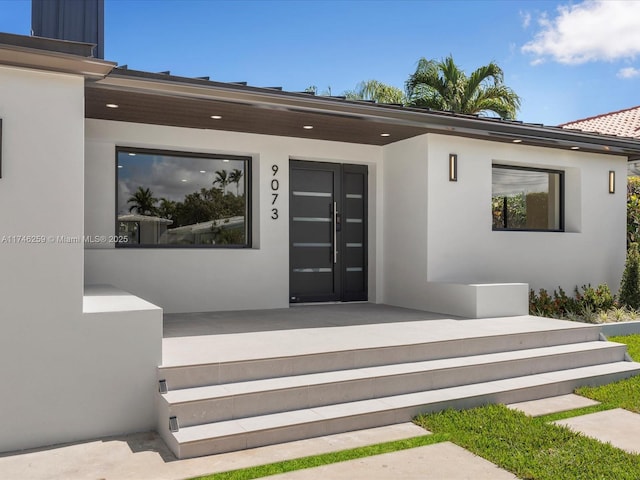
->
<box><xmin>388</xmin><ymin>281</ymin><xmax>529</xmax><ymax>318</ymax></box>
<box><xmin>0</xmin><ymin>286</ymin><xmax>162</xmax><ymax>454</ymax></box>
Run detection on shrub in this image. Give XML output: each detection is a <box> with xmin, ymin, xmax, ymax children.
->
<box><xmin>628</xmin><ymin>177</ymin><xmax>640</xmax><ymax>246</ymax></box>
<box><xmin>575</xmin><ymin>284</ymin><xmax>614</xmax><ymax>312</ymax></box>
<box><xmin>620</xmin><ymin>243</ymin><xmax>640</xmax><ymax>310</ymax></box>
<box><xmin>529</xmin><ymin>284</ymin><xmax>614</xmax><ymax>319</ymax></box>
<box><xmin>529</xmin><ymin>288</ymin><xmax>554</xmax><ymax>317</ymax></box>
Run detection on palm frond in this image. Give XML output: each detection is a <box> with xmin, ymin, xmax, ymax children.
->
<box><xmin>406</xmin><ymin>55</ymin><xmax>521</xmax><ymax>119</ymax></box>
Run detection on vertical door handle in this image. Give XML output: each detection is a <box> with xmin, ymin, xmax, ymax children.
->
<box><xmin>333</xmin><ymin>201</ymin><xmax>338</xmax><ymax>264</ymax></box>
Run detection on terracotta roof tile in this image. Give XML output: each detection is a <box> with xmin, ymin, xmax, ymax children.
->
<box><xmin>560</xmin><ymin>106</ymin><xmax>640</xmax><ymax>139</ymax></box>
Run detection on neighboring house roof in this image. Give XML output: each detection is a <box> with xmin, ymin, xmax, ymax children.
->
<box><xmin>2</xmin><ymin>32</ymin><xmax>640</xmax><ymax>160</ymax></box>
<box><xmin>560</xmin><ymin>106</ymin><xmax>640</xmax><ymax>140</ymax></box>
<box><xmin>118</xmin><ymin>214</ymin><xmax>173</xmax><ymax>225</ymax></box>
<box><xmin>166</xmin><ymin>216</ymin><xmax>245</xmax><ymax>234</ymax></box>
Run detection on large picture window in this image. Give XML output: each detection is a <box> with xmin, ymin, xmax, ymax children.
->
<box><xmin>492</xmin><ymin>165</ymin><xmax>563</xmax><ymax>231</ymax></box>
<box><xmin>116</xmin><ymin>148</ymin><xmax>250</xmax><ymax>247</ymax></box>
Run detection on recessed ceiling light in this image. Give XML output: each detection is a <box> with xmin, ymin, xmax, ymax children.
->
<box><xmin>200</xmin><ymin>170</ymin><xmax>206</xmax><ymax>173</ymax></box>
<box><xmin>570</xmin><ymin>146</ymin><xmax>580</xmax><ymax>150</ymax></box>
<box><xmin>106</xmin><ymin>103</ymin><xmax>119</xmax><ymax>108</ymax></box>
<box><xmin>210</xmin><ymin>115</ymin><xmax>222</xmax><ymax>119</ymax></box>
<box><xmin>512</xmin><ymin>139</ymin><xmax>523</xmax><ymax>143</ymax></box>
<box><xmin>181</xmin><ymin>179</ymin><xmax>187</xmax><ymax>182</ymax></box>
<box><xmin>380</xmin><ymin>133</ymin><xmax>391</xmax><ymax>137</ymax></box>
<box><xmin>303</xmin><ymin>125</ymin><xmax>314</xmax><ymax>130</ymax></box>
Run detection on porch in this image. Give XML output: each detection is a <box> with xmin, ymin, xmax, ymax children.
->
<box><xmin>163</xmin><ymin>303</ymin><xmax>585</xmax><ymax>367</ymax></box>
<box><xmin>158</xmin><ymin>303</ymin><xmax>640</xmax><ymax>459</ymax></box>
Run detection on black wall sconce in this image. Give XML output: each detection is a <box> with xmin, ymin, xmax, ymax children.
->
<box><xmin>609</xmin><ymin>170</ymin><xmax>615</xmax><ymax>194</ymax></box>
<box><xmin>449</xmin><ymin>153</ymin><xmax>457</xmax><ymax>182</ymax></box>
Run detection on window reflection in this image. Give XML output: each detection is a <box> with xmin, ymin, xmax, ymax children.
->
<box><xmin>116</xmin><ymin>149</ymin><xmax>250</xmax><ymax>246</ymax></box>
<box><xmin>492</xmin><ymin>165</ymin><xmax>563</xmax><ymax>231</ymax></box>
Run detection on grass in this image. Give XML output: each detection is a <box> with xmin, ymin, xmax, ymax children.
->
<box><xmin>415</xmin><ymin>404</ymin><xmax>640</xmax><ymax>480</ymax></box>
<box><xmin>575</xmin><ymin>334</ymin><xmax>640</xmax><ymax>413</ymax></box>
<box><xmin>188</xmin><ymin>434</ymin><xmax>447</xmax><ymax>480</ymax></box>
<box><xmin>611</xmin><ymin>334</ymin><xmax>640</xmax><ymax>360</ymax></box>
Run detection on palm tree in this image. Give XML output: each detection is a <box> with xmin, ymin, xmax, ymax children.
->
<box><xmin>405</xmin><ymin>55</ymin><xmax>521</xmax><ymax>120</ymax></box>
<box><xmin>344</xmin><ymin>80</ymin><xmax>405</xmax><ymax>104</ymax></box>
<box><xmin>213</xmin><ymin>170</ymin><xmax>229</xmax><ymax>194</ymax></box>
<box><xmin>127</xmin><ymin>186</ymin><xmax>158</xmax><ymax>215</ymax></box>
<box><xmin>157</xmin><ymin>198</ymin><xmax>177</xmax><ymax>221</ymax></box>
<box><xmin>228</xmin><ymin>168</ymin><xmax>243</xmax><ymax>196</ymax></box>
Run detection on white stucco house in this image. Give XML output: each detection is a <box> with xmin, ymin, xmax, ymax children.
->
<box><xmin>3</xmin><ymin>29</ymin><xmax>640</xmax><ymax>457</ymax></box>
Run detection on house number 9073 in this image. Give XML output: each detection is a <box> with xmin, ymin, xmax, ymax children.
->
<box><xmin>271</xmin><ymin>164</ymin><xmax>279</xmax><ymax>220</ymax></box>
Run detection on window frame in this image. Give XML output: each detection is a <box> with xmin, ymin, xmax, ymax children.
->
<box><xmin>491</xmin><ymin>164</ymin><xmax>565</xmax><ymax>233</ymax></box>
<box><xmin>115</xmin><ymin>146</ymin><xmax>252</xmax><ymax>248</ymax></box>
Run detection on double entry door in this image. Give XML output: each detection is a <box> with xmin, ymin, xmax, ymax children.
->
<box><xmin>289</xmin><ymin>160</ymin><xmax>367</xmax><ymax>303</ymax></box>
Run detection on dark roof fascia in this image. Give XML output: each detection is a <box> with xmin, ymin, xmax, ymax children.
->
<box><xmin>95</xmin><ymin>68</ymin><xmax>640</xmax><ymax>159</ymax></box>
<box><xmin>0</xmin><ymin>36</ymin><xmax>115</xmax><ymax>80</ymax></box>
<box><xmin>0</xmin><ymin>32</ymin><xmax>96</xmax><ymax>57</ymax></box>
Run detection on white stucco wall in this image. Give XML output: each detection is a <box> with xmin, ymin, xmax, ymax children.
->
<box><xmin>84</xmin><ymin>120</ymin><xmax>383</xmax><ymax>313</ymax></box>
<box><xmin>0</xmin><ymin>66</ymin><xmax>161</xmax><ymax>453</ymax></box>
<box><xmin>382</xmin><ymin>132</ymin><xmax>626</xmax><ymax>312</ymax></box>
<box><xmin>426</xmin><ymin>134</ymin><xmax>627</xmax><ymax>293</ymax></box>
<box><xmin>382</xmin><ymin>135</ymin><xmax>429</xmax><ymax>308</ymax></box>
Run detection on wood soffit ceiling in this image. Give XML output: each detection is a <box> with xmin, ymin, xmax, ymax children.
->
<box><xmin>83</xmin><ymin>72</ymin><xmax>640</xmax><ymax>159</ymax></box>
<box><xmin>85</xmin><ymin>86</ymin><xmax>429</xmax><ymax>146</ymax></box>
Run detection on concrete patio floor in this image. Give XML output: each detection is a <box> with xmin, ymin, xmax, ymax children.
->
<box><xmin>162</xmin><ymin>303</ymin><xmax>592</xmax><ymax>367</ymax></box>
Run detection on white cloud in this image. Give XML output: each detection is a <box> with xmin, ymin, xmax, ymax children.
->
<box><xmin>520</xmin><ymin>11</ymin><xmax>531</xmax><ymax>29</ymax></box>
<box><xmin>522</xmin><ymin>1</ymin><xmax>640</xmax><ymax>64</ymax></box>
<box><xmin>618</xmin><ymin>67</ymin><xmax>640</xmax><ymax>79</ymax></box>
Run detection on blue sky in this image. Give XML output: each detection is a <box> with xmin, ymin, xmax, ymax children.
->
<box><xmin>1</xmin><ymin>0</ymin><xmax>639</xmax><ymax>125</ymax></box>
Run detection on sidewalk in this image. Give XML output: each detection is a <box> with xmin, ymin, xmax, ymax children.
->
<box><xmin>0</xmin><ymin>424</ymin><xmax>426</xmax><ymax>480</ymax></box>
<box><xmin>270</xmin><ymin>442</ymin><xmax>517</xmax><ymax>479</ymax></box>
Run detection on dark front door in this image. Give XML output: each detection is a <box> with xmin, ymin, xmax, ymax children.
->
<box><xmin>289</xmin><ymin>160</ymin><xmax>367</xmax><ymax>303</ymax></box>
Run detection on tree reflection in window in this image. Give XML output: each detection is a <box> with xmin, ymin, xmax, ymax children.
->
<box><xmin>492</xmin><ymin>165</ymin><xmax>563</xmax><ymax>231</ymax></box>
<box><xmin>116</xmin><ymin>148</ymin><xmax>250</xmax><ymax>246</ymax></box>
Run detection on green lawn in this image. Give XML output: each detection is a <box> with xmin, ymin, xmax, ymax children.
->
<box><xmin>576</xmin><ymin>334</ymin><xmax>640</xmax><ymax>413</ymax></box>
<box><xmin>415</xmin><ymin>404</ymin><xmax>640</xmax><ymax>480</ymax></box>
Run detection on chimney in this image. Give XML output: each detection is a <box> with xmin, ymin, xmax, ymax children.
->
<box><xmin>31</xmin><ymin>0</ymin><xmax>104</xmax><ymax>58</ymax></box>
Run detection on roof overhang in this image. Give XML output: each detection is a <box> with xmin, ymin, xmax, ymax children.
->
<box><xmin>86</xmin><ymin>69</ymin><xmax>640</xmax><ymax>160</ymax></box>
<box><xmin>0</xmin><ymin>32</ymin><xmax>115</xmax><ymax>80</ymax></box>
<box><xmin>0</xmin><ymin>31</ymin><xmax>638</xmax><ymax>159</ymax></box>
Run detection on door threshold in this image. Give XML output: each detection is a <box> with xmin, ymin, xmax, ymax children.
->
<box><xmin>290</xmin><ymin>301</ymin><xmax>370</xmax><ymax>307</ymax></box>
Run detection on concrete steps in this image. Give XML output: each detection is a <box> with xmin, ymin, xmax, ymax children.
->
<box><xmin>159</xmin><ymin>325</ymin><xmax>603</xmax><ymax>390</ymax></box>
<box><xmin>157</xmin><ymin>323</ymin><xmax>640</xmax><ymax>459</ymax></box>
